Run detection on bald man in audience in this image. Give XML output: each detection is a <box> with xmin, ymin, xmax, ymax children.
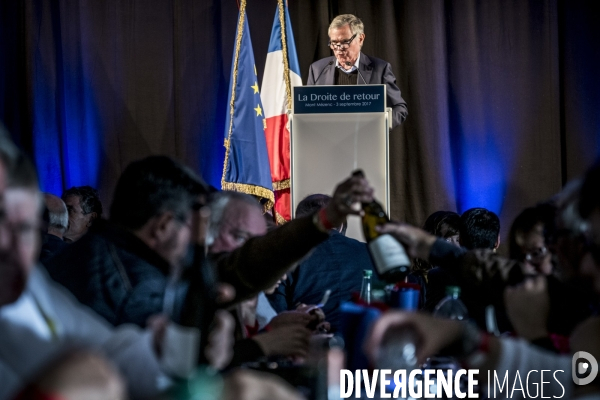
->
<box><xmin>40</xmin><ymin>193</ymin><xmax>69</xmax><ymax>264</ymax></box>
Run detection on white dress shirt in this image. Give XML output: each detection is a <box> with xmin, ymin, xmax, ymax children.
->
<box><xmin>0</xmin><ymin>267</ymin><xmax>168</xmax><ymax>400</ymax></box>
<box><xmin>255</xmin><ymin>291</ymin><xmax>278</xmax><ymax>329</ymax></box>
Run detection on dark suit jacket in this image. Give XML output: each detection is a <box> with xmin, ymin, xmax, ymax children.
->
<box><xmin>306</xmin><ymin>53</ymin><xmax>408</xmax><ymax>128</ymax></box>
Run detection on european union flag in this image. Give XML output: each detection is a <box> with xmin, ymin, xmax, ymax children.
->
<box><xmin>221</xmin><ymin>2</ymin><xmax>274</xmax><ymax>210</ymax></box>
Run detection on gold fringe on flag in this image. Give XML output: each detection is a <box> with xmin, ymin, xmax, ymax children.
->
<box><xmin>277</xmin><ymin>0</ymin><xmax>293</xmax><ymax>111</ymax></box>
<box><xmin>272</xmin><ymin>178</ymin><xmax>290</xmax><ymax>191</ymax></box>
<box><xmin>271</xmin><ymin>0</ymin><xmax>292</xmax><ymax>222</ymax></box>
<box><xmin>274</xmin><ymin>210</ymin><xmax>288</xmax><ymax>225</ymax></box>
<box><xmin>221</xmin><ymin>181</ymin><xmax>275</xmax><ymax>212</ymax></box>
<box><xmin>221</xmin><ymin>0</ymin><xmax>274</xmax><ymax>212</ymax></box>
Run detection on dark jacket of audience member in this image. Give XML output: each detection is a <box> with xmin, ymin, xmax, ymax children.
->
<box><xmin>268</xmin><ymin>230</ymin><xmax>377</xmax><ymax>333</ymax></box>
<box><xmin>267</xmin><ymin>194</ymin><xmax>376</xmax><ymax>332</ymax></box>
<box><xmin>45</xmin><ymin>157</ymin><xmax>339</xmax><ymax>330</ymax></box>
<box><xmin>40</xmin><ymin>234</ymin><xmax>69</xmax><ymax>265</ymax></box>
<box><xmin>45</xmin><ymin>156</ymin><xmax>206</xmax><ymax>327</ymax></box>
<box><xmin>46</xmin><ymin>219</ymin><xmax>187</xmax><ymax>327</ymax></box>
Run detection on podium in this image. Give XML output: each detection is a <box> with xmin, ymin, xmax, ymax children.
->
<box><xmin>290</xmin><ymin>85</ymin><xmax>391</xmax><ymax>241</ymax></box>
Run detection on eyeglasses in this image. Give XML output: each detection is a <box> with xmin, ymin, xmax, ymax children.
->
<box><xmin>328</xmin><ymin>33</ymin><xmax>357</xmax><ymax>50</ymax></box>
<box><xmin>524</xmin><ymin>246</ymin><xmax>549</xmax><ymax>262</ymax></box>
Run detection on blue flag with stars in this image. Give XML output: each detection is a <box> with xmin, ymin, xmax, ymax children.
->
<box><xmin>222</xmin><ymin>4</ymin><xmax>274</xmax><ymax>209</ymax></box>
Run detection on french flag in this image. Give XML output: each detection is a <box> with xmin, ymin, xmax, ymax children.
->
<box><xmin>261</xmin><ymin>1</ymin><xmax>302</xmax><ymax>223</ymax></box>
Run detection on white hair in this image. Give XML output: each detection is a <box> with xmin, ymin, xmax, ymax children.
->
<box><xmin>205</xmin><ymin>191</ymin><xmax>262</xmax><ymax>247</ymax></box>
<box><xmin>48</xmin><ymin>201</ymin><xmax>68</xmax><ymax>232</ymax></box>
<box><xmin>328</xmin><ymin>14</ymin><xmax>364</xmax><ymax>36</ymax></box>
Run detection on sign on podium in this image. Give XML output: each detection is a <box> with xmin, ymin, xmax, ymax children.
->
<box><xmin>290</xmin><ymin>84</ymin><xmax>391</xmax><ymax>241</ymax></box>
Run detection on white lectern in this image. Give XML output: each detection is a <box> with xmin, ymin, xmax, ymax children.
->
<box><xmin>290</xmin><ymin>85</ymin><xmax>391</xmax><ymax>241</ymax></box>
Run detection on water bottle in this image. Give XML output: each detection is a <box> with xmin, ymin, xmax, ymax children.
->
<box><xmin>359</xmin><ymin>269</ymin><xmax>372</xmax><ymax>304</ymax></box>
<box><xmin>376</xmin><ymin>326</ymin><xmax>420</xmax><ymax>394</ymax></box>
<box><xmin>433</xmin><ymin>286</ymin><xmax>468</xmax><ymax>320</ymax></box>
<box><xmin>376</xmin><ymin>327</ymin><xmax>419</xmax><ymax>370</ymax></box>
<box><xmin>428</xmin><ymin>285</ymin><xmax>468</xmax><ymax>393</ymax></box>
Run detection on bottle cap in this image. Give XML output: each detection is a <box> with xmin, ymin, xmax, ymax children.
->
<box><xmin>445</xmin><ymin>286</ymin><xmax>461</xmax><ymax>296</ymax></box>
<box><xmin>363</xmin><ymin>269</ymin><xmax>373</xmax><ymax>277</ymax></box>
<box><xmin>352</xmin><ymin>169</ymin><xmax>365</xmax><ymax>178</ymax></box>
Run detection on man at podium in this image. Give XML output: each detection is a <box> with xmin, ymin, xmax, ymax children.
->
<box><xmin>307</xmin><ymin>14</ymin><xmax>408</xmax><ymax>128</ymax></box>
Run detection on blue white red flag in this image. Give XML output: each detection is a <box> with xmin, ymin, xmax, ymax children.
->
<box><xmin>261</xmin><ymin>0</ymin><xmax>302</xmax><ymax>223</ymax></box>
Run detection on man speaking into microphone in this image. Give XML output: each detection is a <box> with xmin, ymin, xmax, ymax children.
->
<box><xmin>307</xmin><ymin>14</ymin><xmax>408</xmax><ymax>128</ymax></box>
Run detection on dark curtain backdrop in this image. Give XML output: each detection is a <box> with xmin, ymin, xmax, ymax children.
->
<box><xmin>1</xmin><ymin>0</ymin><xmax>599</xmax><ymax>245</ymax></box>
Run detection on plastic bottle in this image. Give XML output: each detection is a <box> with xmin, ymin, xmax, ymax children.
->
<box><xmin>428</xmin><ymin>286</ymin><xmax>468</xmax><ymax>376</ymax></box>
<box><xmin>375</xmin><ymin>325</ymin><xmax>419</xmax><ymax>371</ymax></box>
<box><xmin>433</xmin><ymin>286</ymin><xmax>468</xmax><ymax>320</ymax></box>
<box><xmin>359</xmin><ymin>269</ymin><xmax>372</xmax><ymax>304</ymax></box>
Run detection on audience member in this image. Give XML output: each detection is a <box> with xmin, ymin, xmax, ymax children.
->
<box><xmin>411</xmin><ymin>211</ymin><xmax>460</xmax><ymax>309</ymax></box>
<box><xmin>46</xmin><ymin>156</ymin><xmax>208</xmax><ymax>327</ymax></box>
<box><xmin>207</xmin><ymin>191</ymin><xmax>303</xmax><ymax>329</ymax></box>
<box><xmin>0</xmin><ymin>135</ymin><xmax>302</xmax><ymax>400</ymax></box>
<box><xmin>207</xmin><ymin>191</ymin><xmax>269</xmax><ymax>254</ymax></box>
<box><xmin>62</xmin><ymin>185</ymin><xmax>102</xmax><ymax>242</ymax></box>
<box><xmin>426</xmin><ymin>210</ymin><xmax>461</xmax><ymax>246</ymax></box>
<box><xmin>206</xmin><ymin>191</ymin><xmax>315</xmax><ymax>365</ymax></box>
<box><xmin>508</xmin><ymin>204</ymin><xmax>556</xmax><ymax>276</ymax></box>
<box><xmin>40</xmin><ymin>193</ymin><xmax>69</xmax><ymax>264</ymax></box>
<box><xmin>501</xmin><ymin>196</ymin><xmax>591</xmax><ymax>353</ymax></box>
<box><xmin>295</xmin><ymin>194</ymin><xmax>347</xmax><ymax>234</ymax></box>
<box><xmin>366</xmin><ymin>160</ymin><xmax>600</xmax><ymax>398</ymax></box>
<box><xmin>426</xmin><ymin>207</ymin><xmax>503</xmax><ymax>330</ymax></box>
<box><xmin>459</xmin><ymin>207</ymin><xmax>501</xmax><ymax>251</ymax></box>
<box><xmin>0</xmin><ymin>149</ymin><xmax>178</xmax><ymax>399</ymax></box>
<box><xmin>18</xmin><ymin>350</ymin><xmax>127</xmax><ymax>400</ymax></box>
<box><xmin>209</xmin><ymin>176</ymin><xmax>374</xmax><ymax>306</ymax></box>
<box><xmin>268</xmin><ymin>193</ymin><xmax>377</xmax><ymax>332</ymax></box>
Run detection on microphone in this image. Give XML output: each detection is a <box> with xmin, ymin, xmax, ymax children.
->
<box><xmin>313</xmin><ymin>60</ymin><xmax>333</xmax><ymax>84</ymax></box>
<box><xmin>345</xmin><ymin>61</ymin><xmax>367</xmax><ymax>84</ymax></box>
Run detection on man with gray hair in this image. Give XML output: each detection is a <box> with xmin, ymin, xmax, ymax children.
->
<box><xmin>307</xmin><ymin>13</ymin><xmax>408</xmax><ymax>128</ymax></box>
<box><xmin>206</xmin><ymin>191</ymin><xmax>280</xmax><ymax>331</ymax></box>
<box><xmin>206</xmin><ymin>191</ymin><xmax>320</xmax><ymax>365</ymax></box>
<box><xmin>46</xmin><ymin>155</ymin><xmax>210</xmax><ymax>327</ymax></box>
<box><xmin>207</xmin><ymin>191</ymin><xmax>268</xmax><ymax>254</ymax></box>
<box><xmin>40</xmin><ymin>193</ymin><xmax>69</xmax><ymax>264</ymax></box>
<box><xmin>61</xmin><ymin>185</ymin><xmax>103</xmax><ymax>243</ymax></box>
